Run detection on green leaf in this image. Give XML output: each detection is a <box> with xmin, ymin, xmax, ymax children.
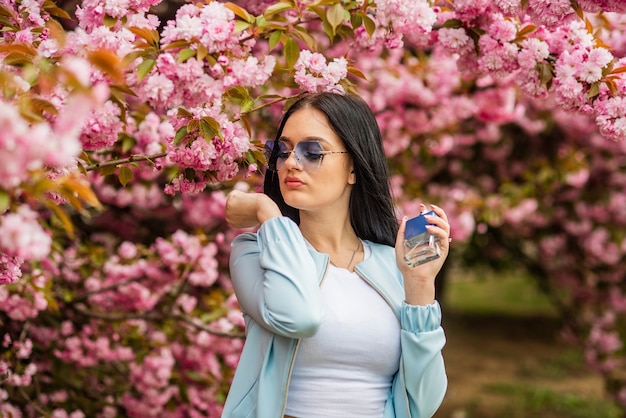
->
<box><xmin>293</xmin><ymin>26</ymin><xmax>317</xmax><ymax>50</ymax></box>
<box><xmin>234</xmin><ymin>20</ymin><xmax>251</xmax><ymax>34</ymax></box>
<box><xmin>196</xmin><ymin>44</ymin><xmax>208</xmax><ymax>61</ymax></box>
<box><xmin>285</xmin><ymin>38</ymin><xmax>300</xmax><ymax>69</ymax></box>
<box><xmin>362</xmin><ymin>13</ymin><xmax>376</xmax><ymax>37</ymax></box>
<box><xmin>0</xmin><ymin>4</ymin><xmax>17</xmax><ymax>20</ymax></box>
<box><xmin>223</xmin><ymin>2</ymin><xmax>255</xmax><ymax>23</ymax></box>
<box><xmin>121</xmin><ymin>134</ymin><xmax>135</xmax><ymax>153</ymax></box>
<box><xmin>128</xmin><ymin>26</ymin><xmax>159</xmax><ymax>45</ymax></box>
<box><xmin>177</xmin><ymin>48</ymin><xmax>196</xmax><ymax>63</ymax></box>
<box><xmin>246</xmin><ymin>149</ymin><xmax>257</xmax><ymax>164</ymax></box>
<box><xmin>0</xmin><ymin>190</ymin><xmax>10</xmax><ymax>213</ymax></box>
<box><xmin>241</xmin><ymin>98</ymin><xmax>255</xmax><ymax>113</ymax></box>
<box><xmin>187</xmin><ymin>119</ymin><xmax>199</xmax><ymax>133</ymax></box>
<box><xmin>241</xmin><ymin>114</ymin><xmax>252</xmax><ymax>136</ymax></box>
<box><xmin>441</xmin><ymin>18</ymin><xmax>463</xmax><ymax>29</ymax></box>
<box><xmin>99</xmin><ymin>165</ymin><xmax>118</xmax><ymax>176</ymax></box>
<box><xmin>174</xmin><ymin>126</ymin><xmax>188</xmax><ymax>145</ymax></box>
<box><xmin>225</xmin><ymin>85</ymin><xmax>250</xmax><ymax>100</ymax></box>
<box><xmin>202</xmin><ymin>116</ymin><xmax>224</xmax><ymax>140</ymax></box>
<box><xmin>347</xmin><ymin>64</ymin><xmax>367</xmax><ymax>80</ymax></box>
<box><xmin>517</xmin><ymin>24</ymin><xmax>537</xmax><ymax>37</ymax></box>
<box><xmin>538</xmin><ymin>62</ymin><xmax>553</xmax><ymax>86</ymax></box>
<box><xmin>110</xmin><ymin>83</ymin><xmax>137</xmax><ymax>97</ymax></box>
<box><xmin>199</xmin><ymin>120</ymin><xmax>217</xmax><ymax>141</ymax></box>
<box><xmin>587</xmin><ymin>82</ymin><xmax>600</xmax><ymax>99</ymax></box>
<box><xmin>121</xmin><ymin>50</ymin><xmax>146</xmax><ymax>68</ymax></box>
<box><xmin>264</xmin><ymin>1</ymin><xmax>293</xmax><ymax>18</ymax></box>
<box><xmin>269</xmin><ymin>30</ymin><xmax>283</xmax><ymax>51</ymax></box>
<box><xmin>326</xmin><ymin>3</ymin><xmax>345</xmax><ymax>33</ymax></box>
<box><xmin>42</xmin><ymin>0</ymin><xmax>72</xmax><ymax>20</ymax></box>
<box><xmin>177</xmin><ymin>107</ymin><xmax>194</xmax><ymax>118</ymax></box>
<box><xmin>103</xmin><ymin>14</ymin><xmax>117</xmax><ymax>28</ymax></box>
<box><xmin>136</xmin><ymin>58</ymin><xmax>155</xmax><ymax>82</ymax></box>
<box><xmin>118</xmin><ymin>166</ymin><xmax>133</xmax><ymax>187</ymax></box>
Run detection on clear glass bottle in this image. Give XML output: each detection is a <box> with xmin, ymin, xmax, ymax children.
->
<box><xmin>403</xmin><ymin>210</ymin><xmax>441</xmax><ymax>268</ymax></box>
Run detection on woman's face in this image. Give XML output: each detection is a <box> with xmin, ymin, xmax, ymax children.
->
<box><xmin>276</xmin><ymin>107</ymin><xmax>355</xmax><ymax>214</ymax></box>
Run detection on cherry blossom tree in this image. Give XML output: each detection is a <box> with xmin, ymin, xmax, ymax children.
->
<box><xmin>1</xmin><ymin>0</ymin><xmax>625</xmax><ymax>416</ymax></box>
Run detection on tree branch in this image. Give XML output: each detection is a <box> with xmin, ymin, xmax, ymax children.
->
<box><xmin>81</xmin><ymin>93</ymin><xmax>303</xmax><ymax>173</ymax></box>
<box><xmin>83</xmin><ymin>152</ymin><xmax>167</xmax><ymax>172</ymax></box>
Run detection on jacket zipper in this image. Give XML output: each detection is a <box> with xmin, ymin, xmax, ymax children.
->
<box><xmin>279</xmin><ymin>258</ymin><xmax>331</xmax><ymax>417</ymax></box>
<box><xmin>355</xmin><ymin>268</ymin><xmax>411</xmax><ymax>418</ymax></box>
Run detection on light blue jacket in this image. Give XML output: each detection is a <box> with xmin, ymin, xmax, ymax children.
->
<box><xmin>222</xmin><ymin>217</ymin><xmax>447</xmax><ymax>418</ymax></box>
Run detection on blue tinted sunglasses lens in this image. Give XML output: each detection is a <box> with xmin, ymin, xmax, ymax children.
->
<box><xmin>264</xmin><ymin>141</ymin><xmax>325</xmax><ymax>170</ymax></box>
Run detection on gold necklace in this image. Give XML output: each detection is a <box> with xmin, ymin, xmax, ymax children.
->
<box><xmin>331</xmin><ymin>240</ymin><xmax>361</xmax><ymax>270</ymax></box>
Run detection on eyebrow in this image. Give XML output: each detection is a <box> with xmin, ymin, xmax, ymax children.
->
<box><xmin>278</xmin><ymin>135</ymin><xmax>330</xmax><ymax>144</ymax></box>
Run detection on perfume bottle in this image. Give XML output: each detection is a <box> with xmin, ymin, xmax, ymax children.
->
<box><xmin>403</xmin><ymin>210</ymin><xmax>441</xmax><ymax>268</ymax></box>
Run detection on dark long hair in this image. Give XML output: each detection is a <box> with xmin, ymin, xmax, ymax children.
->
<box><xmin>264</xmin><ymin>92</ymin><xmax>398</xmax><ymax>247</ymax></box>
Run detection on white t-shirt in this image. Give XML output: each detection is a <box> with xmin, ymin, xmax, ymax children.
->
<box><xmin>285</xmin><ymin>241</ymin><xmax>402</xmax><ymax>417</ymax></box>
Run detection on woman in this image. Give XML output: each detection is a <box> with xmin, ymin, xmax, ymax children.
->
<box><xmin>222</xmin><ymin>92</ymin><xmax>449</xmax><ymax>418</ymax></box>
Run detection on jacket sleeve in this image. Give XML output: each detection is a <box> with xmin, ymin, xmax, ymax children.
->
<box><xmin>389</xmin><ymin>301</ymin><xmax>447</xmax><ymax>418</ymax></box>
<box><xmin>229</xmin><ymin>216</ymin><xmax>324</xmax><ymax>339</ymax></box>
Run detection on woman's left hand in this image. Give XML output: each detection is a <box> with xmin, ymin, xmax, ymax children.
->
<box><xmin>395</xmin><ymin>204</ymin><xmax>451</xmax><ymax>305</ymax></box>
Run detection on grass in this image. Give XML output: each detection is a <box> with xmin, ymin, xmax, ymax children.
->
<box><xmin>444</xmin><ymin>267</ymin><xmax>557</xmax><ymax>317</ymax></box>
<box><xmin>482</xmin><ymin>383</ymin><xmax>623</xmax><ymax>418</ymax></box>
<box><xmin>437</xmin><ymin>267</ymin><xmax>624</xmax><ymax>418</ymax></box>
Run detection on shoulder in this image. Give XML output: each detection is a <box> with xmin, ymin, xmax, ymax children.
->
<box><xmin>232</xmin><ymin>217</ymin><xmax>302</xmax><ymax>249</ymax></box>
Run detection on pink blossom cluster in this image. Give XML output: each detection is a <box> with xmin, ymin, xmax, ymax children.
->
<box><xmin>139</xmin><ymin>2</ymin><xmax>274</xmax><ymax>112</ymax></box>
<box><xmin>154</xmin><ymin>230</ymin><xmax>219</xmax><ymax>287</ymax></box>
<box><xmin>53</xmin><ymin>329</ymin><xmax>135</xmax><ymax>368</ymax></box>
<box><xmin>433</xmin><ymin>2</ymin><xmax>626</xmax><ymax>140</ymax></box>
<box><xmin>578</xmin><ymin>0</ymin><xmax>626</xmax><ymax>13</ymax></box>
<box><xmin>0</xmin><ymin>0</ymin><xmax>47</xmax><ymax>44</ymax></box>
<box><xmin>0</xmin><ymin>273</ymin><xmax>48</xmax><ymax>321</ymax></box>
<box><xmin>525</xmin><ymin>0</ymin><xmax>578</xmax><ymax>28</ymax></box>
<box><xmin>75</xmin><ymin>0</ymin><xmax>162</xmax><ymax>32</ymax></box>
<box><xmin>121</xmin><ymin>347</ymin><xmax>178</xmax><ymax>417</ymax></box>
<box><xmin>0</xmin><ymin>206</ymin><xmax>51</xmax><ymax>262</ymax></box>
<box><xmin>1</xmin><ymin>336</ymin><xmax>34</xmax><ymax>392</ymax></box>
<box><xmin>383</xmin><ymin>0</ymin><xmax>437</xmax><ymax>45</ymax></box>
<box><xmin>0</xmin><ymin>100</ymin><xmax>83</xmax><ymax>190</ymax></box>
<box><xmin>0</xmin><ymin>253</ymin><xmax>22</xmax><ymax>285</ymax></box>
<box><xmin>294</xmin><ymin>50</ymin><xmax>348</xmax><ymax>93</ymax></box>
<box><xmin>79</xmin><ymin>100</ymin><xmax>125</xmax><ymax>150</ymax></box>
<box><xmin>353</xmin><ymin>0</ymin><xmax>437</xmax><ymax>49</ymax></box>
<box><xmin>181</xmin><ymin>190</ymin><xmax>227</xmax><ymax>230</ymax></box>
<box><xmin>161</xmin><ymin>3</ymin><xmax>241</xmax><ymax>55</ymax></box>
<box><xmin>132</xmin><ymin>112</ymin><xmax>174</xmax><ymax>156</ymax></box>
<box><xmin>586</xmin><ymin>312</ymin><xmax>624</xmax><ymax>373</ymax></box>
<box><xmin>164</xmin><ymin>109</ymin><xmax>252</xmax><ymax>194</ymax></box>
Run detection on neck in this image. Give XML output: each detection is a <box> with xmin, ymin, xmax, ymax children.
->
<box><xmin>299</xmin><ymin>211</ymin><xmax>357</xmax><ymax>252</ymax></box>
<box><xmin>299</xmin><ymin>211</ymin><xmax>363</xmax><ymax>271</ymax></box>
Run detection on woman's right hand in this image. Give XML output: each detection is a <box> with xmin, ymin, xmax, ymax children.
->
<box><xmin>225</xmin><ymin>190</ymin><xmax>282</xmax><ymax>229</ymax></box>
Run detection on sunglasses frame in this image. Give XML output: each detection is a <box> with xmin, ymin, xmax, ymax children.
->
<box><xmin>264</xmin><ymin>140</ymin><xmax>348</xmax><ymax>171</ymax></box>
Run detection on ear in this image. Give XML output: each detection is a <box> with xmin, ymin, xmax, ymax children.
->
<box><xmin>348</xmin><ymin>168</ymin><xmax>356</xmax><ymax>185</ymax></box>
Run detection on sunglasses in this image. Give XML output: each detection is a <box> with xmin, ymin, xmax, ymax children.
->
<box><xmin>264</xmin><ymin>140</ymin><xmax>348</xmax><ymax>171</ymax></box>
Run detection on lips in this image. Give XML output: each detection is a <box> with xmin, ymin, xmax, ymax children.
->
<box><xmin>284</xmin><ymin>176</ymin><xmax>304</xmax><ymax>187</ymax></box>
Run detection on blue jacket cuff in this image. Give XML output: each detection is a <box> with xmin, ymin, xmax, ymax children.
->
<box><xmin>400</xmin><ymin>301</ymin><xmax>442</xmax><ymax>332</ymax></box>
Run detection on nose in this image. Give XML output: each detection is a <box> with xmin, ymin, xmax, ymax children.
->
<box><xmin>282</xmin><ymin>150</ymin><xmax>303</xmax><ymax>170</ymax></box>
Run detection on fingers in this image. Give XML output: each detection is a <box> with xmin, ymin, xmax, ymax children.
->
<box><xmin>423</xmin><ymin>204</ymin><xmax>451</xmax><ymax>250</ymax></box>
<box><xmin>395</xmin><ymin>216</ymin><xmax>407</xmax><ymax>253</ymax></box>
